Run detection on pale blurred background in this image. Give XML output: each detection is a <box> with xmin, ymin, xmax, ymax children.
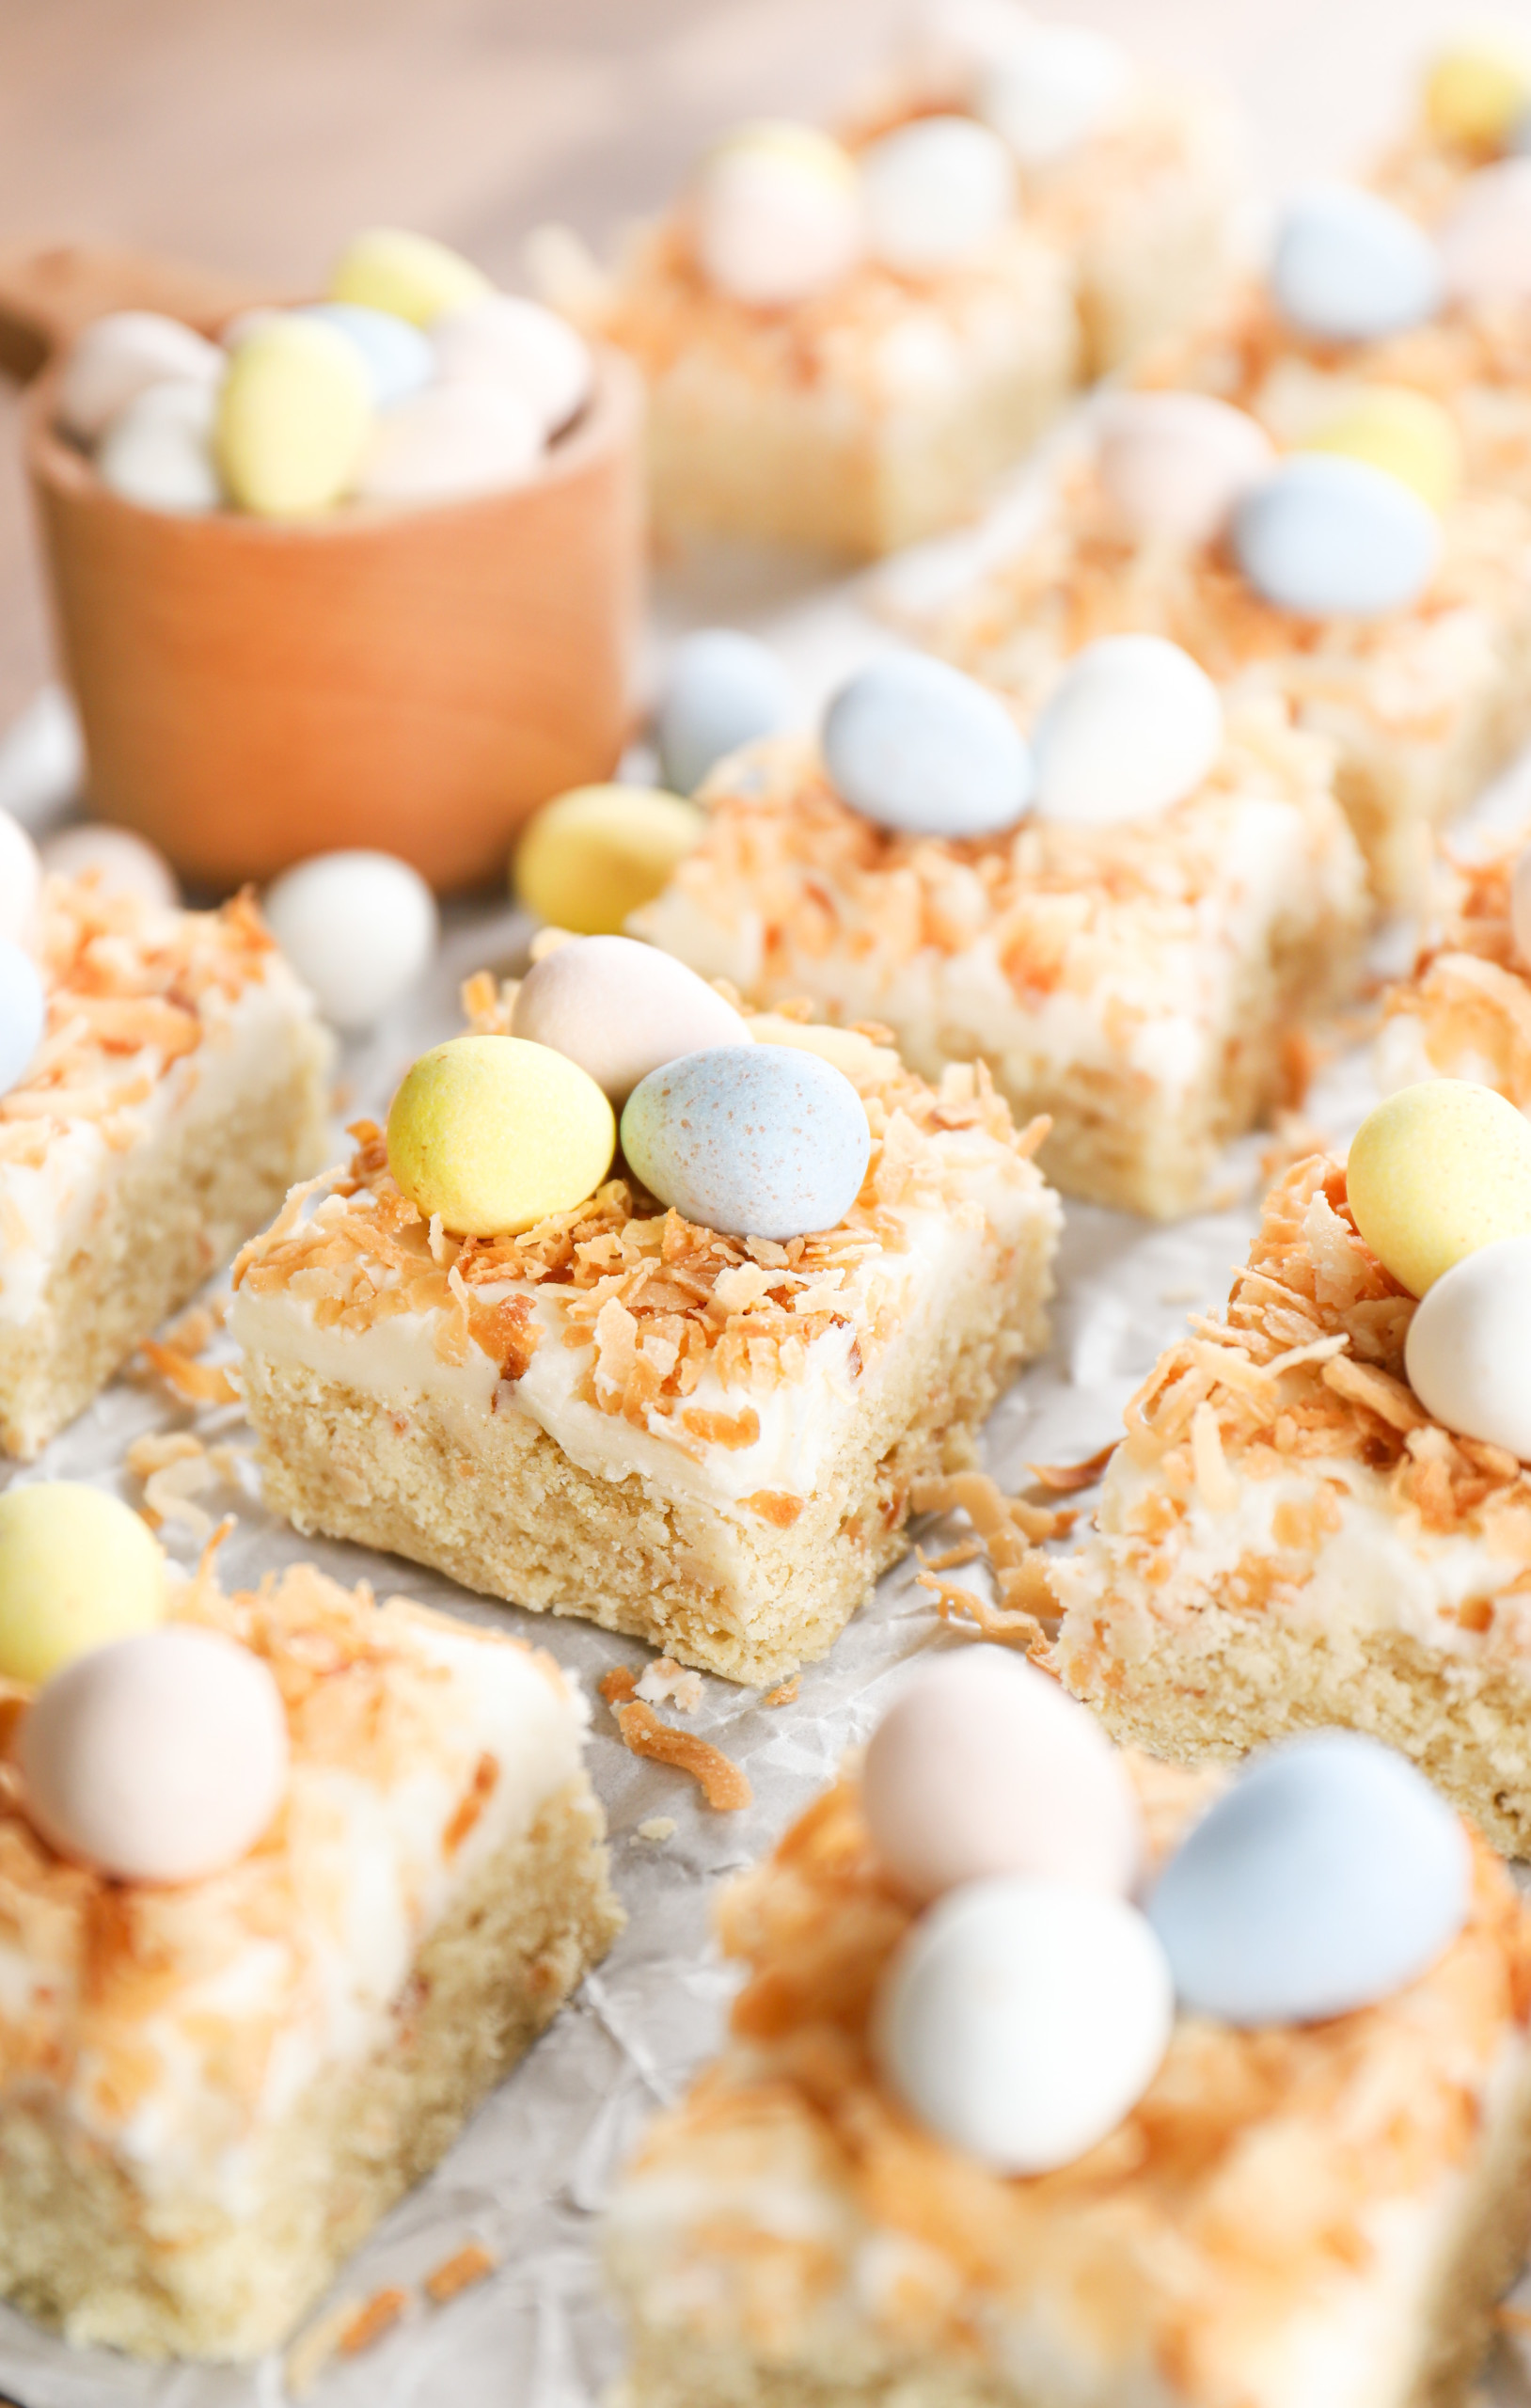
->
<box><xmin>0</xmin><ymin>0</ymin><xmax>1528</xmax><ymax>721</ymax></box>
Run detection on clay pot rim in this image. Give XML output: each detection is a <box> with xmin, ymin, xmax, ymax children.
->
<box><xmin>24</xmin><ymin>339</ymin><xmax>643</xmax><ymax>544</ymax></box>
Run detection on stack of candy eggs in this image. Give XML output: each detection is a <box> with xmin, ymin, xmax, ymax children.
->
<box><xmin>863</xmin><ymin>1650</ymin><xmax>1471</xmax><ymax>2172</ymax></box>
<box><xmin>0</xmin><ymin>1482</ymin><xmax>289</xmax><ymax>1886</ymax></box>
<box><xmin>57</xmin><ymin>227</ymin><xmax>593</xmax><ymax>518</ymax></box>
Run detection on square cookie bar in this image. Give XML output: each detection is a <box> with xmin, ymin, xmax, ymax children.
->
<box><xmin>606</xmin><ymin>1743</ymin><xmax>1531</xmax><ymax>2408</ymax></box>
<box><xmin>230</xmin><ymin>1007</ymin><xmax>1059</xmax><ymax>1688</ymax></box>
<box><xmin>0</xmin><ymin>879</ymin><xmax>331</xmax><ymax>1459</ymax></box>
<box><xmin>1051</xmin><ymin>1150</ymin><xmax>1531</xmax><ymax>1855</ymax></box>
<box><xmin>634</xmin><ymin>710</ymin><xmax>1367</xmax><ymax>1218</ymax></box>
<box><xmin>0</xmin><ymin>1561</ymin><xmax>620</xmax><ymax>2360</ymax></box>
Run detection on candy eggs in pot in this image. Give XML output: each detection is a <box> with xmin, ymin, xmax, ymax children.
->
<box><xmin>0</xmin><ymin>808</ymin><xmax>41</xmax><ymax>945</ymax></box>
<box><xmin>1440</xmin><ymin>158</ymin><xmax>1531</xmax><ymax>305</ymax></box>
<box><xmin>1404</xmin><ymin>1234</ymin><xmax>1531</xmax><ymax>1459</ymax></box>
<box><xmin>1031</xmin><ymin>635</ymin><xmax>1222</xmax><ymax>826</ymax></box>
<box><xmin>1095</xmin><ymin>393</ymin><xmax>1274</xmax><ymax>548</ymax></box>
<box><xmin>975</xmin><ymin>22</ymin><xmax>1131</xmax><ymax>167</ymax></box>
<box><xmin>876</xmin><ymin>1877</ymin><xmax>1174</xmax><ymax>2173</ymax></box>
<box><xmin>1147</xmin><ymin>1733</ymin><xmax>1471</xmax><ymax>2023</ymax></box>
<box><xmin>263</xmin><ymin>849</ymin><xmax>438</xmax><ymax>1032</ymax></box>
<box><xmin>96</xmin><ymin>379</ymin><xmax>223</xmax><ymax>515</ymax></box>
<box><xmin>387</xmin><ymin>1033</ymin><xmax>615</xmax><ymax>1238</ymax></box>
<box><xmin>1270</xmin><ymin>184</ymin><xmax>1443</xmax><ymax>343</ymax></box>
<box><xmin>55</xmin><ymin>310</ymin><xmax>224</xmax><ymax>446</ymax></box>
<box><xmin>621</xmin><ymin>1044</ymin><xmax>871</xmax><ymax>1242</ymax></box>
<box><xmin>691</xmin><ymin>123</ymin><xmax>864</xmax><ymax>307</ymax></box>
<box><xmin>40</xmin><ymin>823</ymin><xmax>179</xmax><ymax>910</ymax></box>
<box><xmin>655</xmin><ymin>629</ymin><xmax>796</xmax><ymax>798</ymax></box>
<box><xmin>514</xmin><ymin>786</ymin><xmax>705</xmax><ymax>936</ymax></box>
<box><xmin>299</xmin><ymin>302</ymin><xmax>435</xmax><ymax>408</ymax></box>
<box><xmin>1346</xmin><ymin>1080</ymin><xmax>1531</xmax><ymax>1296</ymax></box>
<box><xmin>860</xmin><ymin>116</ymin><xmax>1016</xmax><ymax>274</ymax></box>
<box><xmin>328</xmin><ymin>227</ymin><xmax>493</xmax><ymax>327</ymax></box>
<box><xmin>19</xmin><ymin>1624</ymin><xmax>289</xmax><ymax>1885</ymax></box>
<box><xmin>0</xmin><ymin>941</ymin><xmax>45</xmax><ymax>1097</ymax></box>
<box><xmin>355</xmin><ymin>381</ymin><xmax>543</xmax><ymax>505</ymax></box>
<box><xmin>215</xmin><ymin>317</ymin><xmax>372</xmax><ymax>518</ymax></box>
<box><xmin>432</xmin><ymin>294</ymin><xmax>593</xmax><ymax>439</ymax></box>
<box><xmin>862</xmin><ymin>1648</ymin><xmax>1142</xmax><ymax>1902</ymax></box>
<box><xmin>0</xmin><ymin>1483</ymin><xmax>166</xmax><ymax>1685</ymax></box>
<box><xmin>822</xmin><ymin>654</ymin><xmax>1032</xmax><ymax>839</ymax></box>
<box><xmin>511</xmin><ymin>935</ymin><xmax>750</xmax><ymax>1106</ymax></box>
<box><xmin>1233</xmin><ymin>454</ymin><xmax>1441</xmax><ymax>620</ymax></box>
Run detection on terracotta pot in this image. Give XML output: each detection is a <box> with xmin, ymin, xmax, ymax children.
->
<box><xmin>0</xmin><ymin>243</ymin><xmax>646</xmax><ymax>893</ymax></box>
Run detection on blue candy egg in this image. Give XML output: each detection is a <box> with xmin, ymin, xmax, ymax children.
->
<box><xmin>1271</xmin><ymin>184</ymin><xmax>1443</xmax><ymax>342</ymax></box>
<box><xmin>1234</xmin><ymin>454</ymin><xmax>1440</xmax><ymax>620</ymax></box>
<box><xmin>1147</xmin><ymin>1732</ymin><xmax>1471</xmax><ymax>2026</ymax></box>
<box><xmin>299</xmin><ymin>304</ymin><xmax>434</xmax><ymax>407</ymax></box>
<box><xmin>621</xmin><ymin>1043</ymin><xmax>871</xmax><ymax>1241</ymax></box>
<box><xmin>0</xmin><ymin>940</ymin><xmax>45</xmax><ymax>1095</ymax></box>
<box><xmin>822</xmin><ymin>654</ymin><xmax>1033</xmax><ymax>839</ymax></box>
<box><xmin>655</xmin><ymin>630</ymin><xmax>796</xmax><ymax>798</ymax></box>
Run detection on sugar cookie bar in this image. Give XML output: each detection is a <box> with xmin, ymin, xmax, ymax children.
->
<box><xmin>0</xmin><ymin>1562</ymin><xmax>620</xmax><ymax>2361</ymax></box>
<box><xmin>0</xmin><ymin>879</ymin><xmax>331</xmax><ymax>1460</ymax></box>
<box><xmin>230</xmin><ymin>1008</ymin><xmax>1060</xmax><ymax>1687</ymax></box>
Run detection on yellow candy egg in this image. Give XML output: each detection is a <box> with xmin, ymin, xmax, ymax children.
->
<box><xmin>1425</xmin><ymin>44</ymin><xmax>1531</xmax><ymax>152</ymax></box>
<box><xmin>215</xmin><ymin>318</ymin><xmax>372</xmax><ymax>517</ymax></box>
<box><xmin>0</xmin><ymin>1483</ymin><xmax>166</xmax><ymax>1685</ymax></box>
<box><xmin>513</xmin><ymin>786</ymin><xmax>705</xmax><ymax>936</ymax></box>
<box><xmin>1303</xmin><ymin>388</ymin><xmax>1462</xmax><ymax>515</ymax></box>
<box><xmin>329</xmin><ymin>228</ymin><xmax>492</xmax><ymax>327</ymax></box>
<box><xmin>387</xmin><ymin>1034</ymin><xmax>616</xmax><ymax>1238</ymax></box>
<box><xmin>1347</xmin><ymin>1081</ymin><xmax>1531</xmax><ymax>1297</ymax></box>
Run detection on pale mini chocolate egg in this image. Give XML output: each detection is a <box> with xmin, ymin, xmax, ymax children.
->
<box><xmin>861</xmin><ymin>1647</ymin><xmax>1142</xmax><ymax>1901</ymax></box>
<box><xmin>1095</xmin><ymin>393</ymin><xmax>1274</xmax><ymax>547</ymax></box>
<box><xmin>1440</xmin><ymin>157</ymin><xmax>1531</xmax><ymax>304</ymax></box>
<box><xmin>355</xmin><ymin>380</ymin><xmax>544</xmax><ymax>504</ymax></box>
<box><xmin>96</xmin><ymin>378</ymin><xmax>223</xmax><ymax>515</ymax></box>
<box><xmin>1270</xmin><ymin>184</ymin><xmax>1443</xmax><ymax>342</ymax></box>
<box><xmin>0</xmin><ymin>941</ymin><xmax>45</xmax><ymax>1097</ymax></box>
<box><xmin>328</xmin><ymin>227</ymin><xmax>493</xmax><ymax>327</ymax></box>
<box><xmin>511</xmin><ymin>935</ymin><xmax>750</xmax><ymax>1106</ymax></box>
<box><xmin>263</xmin><ymin>849</ymin><xmax>438</xmax><ymax>1032</ymax></box>
<box><xmin>975</xmin><ymin>21</ymin><xmax>1131</xmax><ymax>166</ymax></box>
<box><xmin>0</xmin><ymin>808</ymin><xmax>41</xmax><ymax>946</ymax></box>
<box><xmin>1425</xmin><ymin>39</ymin><xmax>1531</xmax><ymax>150</ymax></box>
<box><xmin>40</xmin><ymin>823</ymin><xmax>180</xmax><ymax>910</ymax></box>
<box><xmin>691</xmin><ymin>123</ymin><xmax>864</xmax><ymax>307</ymax></box>
<box><xmin>514</xmin><ymin>785</ymin><xmax>705</xmax><ymax>935</ymax></box>
<box><xmin>1404</xmin><ymin>1233</ymin><xmax>1531</xmax><ymax>1460</ymax></box>
<box><xmin>1346</xmin><ymin>1079</ymin><xmax>1531</xmax><ymax>1296</ymax></box>
<box><xmin>859</xmin><ymin>115</ymin><xmax>1016</xmax><ymax>273</ymax></box>
<box><xmin>19</xmin><ymin>1624</ymin><xmax>290</xmax><ymax>1885</ymax></box>
<box><xmin>1031</xmin><ymin>635</ymin><xmax>1222</xmax><ymax>825</ymax></box>
<box><xmin>55</xmin><ymin>309</ymin><xmax>224</xmax><ymax>445</ymax></box>
<box><xmin>655</xmin><ymin>628</ymin><xmax>796</xmax><ymax>798</ymax></box>
<box><xmin>621</xmin><ymin>1043</ymin><xmax>870</xmax><ymax>1242</ymax></box>
<box><xmin>431</xmin><ymin>293</ymin><xmax>593</xmax><ymax>438</ymax></box>
<box><xmin>300</xmin><ymin>302</ymin><xmax>435</xmax><ymax>408</ymax></box>
<box><xmin>387</xmin><ymin>1034</ymin><xmax>616</xmax><ymax>1239</ymax></box>
<box><xmin>0</xmin><ymin>1483</ymin><xmax>166</xmax><ymax>1686</ymax></box>
<box><xmin>215</xmin><ymin>317</ymin><xmax>373</xmax><ymax>518</ymax></box>
<box><xmin>822</xmin><ymin>653</ymin><xmax>1033</xmax><ymax>838</ymax></box>
<box><xmin>1234</xmin><ymin>453</ymin><xmax>1441</xmax><ymax>619</ymax></box>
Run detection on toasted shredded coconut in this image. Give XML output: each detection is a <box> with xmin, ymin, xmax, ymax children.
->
<box><xmin>138</xmin><ymin>1338</ymin><xmax>239</xmax><ymax>1406</ymax></box>
<box><xmin>339</xmin><ymin>2287</ymin><xmax>408</xmax><ymax>2355</ymax></box>
<box><xmin>636</xmin><ymin>1657</ymin><xmax>704</xmax><ymax>1713</ymax></box>
<box><xmin>424</xmin><ymin>2242</ymin><xmax>497</xmax><ymax>2305</ymax></box>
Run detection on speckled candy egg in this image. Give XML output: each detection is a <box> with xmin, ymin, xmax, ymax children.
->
<box><xmin>0</xmin><ymin>1483</ymin><xmax>166</xmax><ymax>1685</ymax></box>
<box><xmin>263</xmin><ymin>849</ymin><xmax>438</xmax><ymax>1031</ymax></box>
<box><xmin>862</xmin><ymin>1648</ymin><xmax>1142</xmax><ymax>1902</ymax></box>
<box><xmin>40</xmin><ymin>823</ymin><xmax>179</xmax><ymax>910</ymax></box>
<box><xmin>621</xmin><ymin>1043</ymin><xmax>870</xmax><ymax>1241</ymax></box>
<box><xmin>19</xmin><ymin>1625</ymin><xmax>290</xmax><ymax>1885</ymax></box>
<box><xmin>0</xmin><ymin>808</ymin><xmax>40</xmax><ymax>945</ymax></box>
<box><xmin>96</xmin><ymin>378</ymin><xmax>223</xmax><ymax>515</ymax></box>
<box><xmin>691</xmin><ymin>123</ymin><xmax>864</xmax><ymax>307</ymax></box>
<box><xmin>1147</xmin><ymin>1733</ymin><xmax>1471</xmax><ymax>2023</ymax></box>
<box><xmin>1031</xmin><ymin>635</ymin><xmax>1222</xmax><ymax>825</ymax></box>
<box><xmin>512</xmin><ymin>935</ymin><xmax>750</xmax><ymax>1106</ymax></box>
<box><xmin>215</xmin><ymin>317</ymin><xmax>372</xmax><ymax>517</ymax></box>
<box><xmin>655</xmin><ymin>629</ymin><xmax>796</xmax><ymax>797</ymax></box>
<box><xmin>1095</xmin><ymin>392</ymin><xmax>1274</xmax><ymax>547</ymax></box>
<box><xmin>975</xmin><ymin>22</ymin><xmax>1131</xmax><ymax>167</ymax></box>
<box><xmin>1346</xmin><ymin>1080</ymin><xmax>1531</xmax><ymax>1296</ymax></box>
<box><xmin>822</xmin><ymin>654</ymin><xmax>1032</xmax><ymax>838</ymax></box>
<box><xmin>1440</xmin><ymin>159</ymin><xmax>1531</xmax><ymax>305</ymax></box>
<box><xmin>876</xmin><ymin>1877</ymin><xmax>1174</xmax><ymax>2173</ymax></box>
<box><xmin>1270</xmin><ymin>184</ymin><xmax>1443</xmax><ymax>342</ymax></box>
<box><xmin>1406</xmin><ymin>1233</ymin><xmax>1531</xmax><ymax>1458</ymax></box>
<box><xmin>860</xmin><ymin>116</ymin><xmax>1016</xmax><ymax>273</ymax></box>
<box><xmin>355</xmin><ymin>381</ymin><xmax>544</xmax><ymax>504</ymax></box>
<box><xmin>387</xmin><ymin>1033</ymin><xmax>616</xmax><ymax>1238</ymax></box>
<box><xmin>432</xmin><ymin>293</ymin><xmax>593</xmax><ymax>437</ymax></box>
<box><xmin>1234</xmin><ymin>454</ymin><xmax>1441</xmax><ymax>619</ymax></box>
<box><xmin>0</xmin><ymin>940</ymin><xmax>45</xmax><ymax>1095</ymax></box>
<box><xmin>55</xmin><ymin>310</ymin><xmax>223</xmax><ymax>445</ymax></box>
<box><xmin>514</xmin><ymin>785</ymin><xmax>705</xmax><ymax>935</ymax></box>
<box><xmin>328</xmin><ymin>227</ymin><xmax>492</xmax><ymax>327</ymax></box>
<box><xmin>299</xmin><ymin>302</ymin><xmax>434</xmax><ymax>407</ymax></box>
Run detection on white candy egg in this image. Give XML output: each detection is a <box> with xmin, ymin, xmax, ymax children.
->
<box><xmin>692</xmin><ymin>123</ymin><xmax>864</xmax><ymax>307</ymax></box>
<box><xmin>860</xmin><ymin>116</ymin><xmax>1016</xmax><ymax>273</ymax></box>
<box><xmin>1032</xmin><ymin>635</ymin><xmax>1223</xmax><ymax>825</ymax></box>
<box><xmin>1405</xmin><ymin>1233</ymin><xmax>1531</xmax><ymax>1459</ymax></box>
<box><xmin>19</xmin><ymin>1625</ymin><xmax>290</xmax><ymax>1885</ymax></box>
<box><xmin>96</xmin><ymin>379</ymin><xmax>223</xmax><ymax>515</ymax></box>
<box><xmin>1096</xmin><ymin>393</ymin><xmax>1276</xmax><ymax>547</ymax></box>
<box><xmin>56</xmin><ymin>310</ymin><xmax>224</xmax><ymax>445</ymax></box>
<box><xmin>1512</xmin><ymin>844</ymin><xmax>1531</xmax><ymax>969</ymax></box>
<box><xmin>263</xmin><ymin>849</ymin><xmax>439</xmax><ymax>1031</ymax></box>
<box><xmin>356</xmin><ymin>382</ymin><xmax>544</xmax><ymax>505</ymax></box>
<box><xmin>1440</xmin><ymin>159</ymin><xmax>1531</xmax><ymax>306</ymax></box>
<box><xmin>0</xmin><ymin>809</ymin><xmax>41</xmax><ymax>946</ymax></box>
<box><xmin>40</xmin><ymin>824</ymin><xmax>179</xmax><ymax>910</ymax></box>
<box><xmin>432</xmin><ymin>294</ymin><xmax>593</xmax><ymax>438</ymax></box>
<box><xmin>876</xmin><ymin>1877</ymin><xmax>1174</xmax><ymax>2173</ymax></box>
<box><xmin>862</xmin><ymin>1648</ymin><xmax>1142</xmax><ymax>1902</ymax></box>
<box><xmin>975</xmin><ymin>22</ymin><xmax>1131</xmax><ymax>167</ymax></box>
<box><xmin>0</xmin><ymin>941</ymin><xmax>45</xmax><ymax>1094</ymax></box>
<box><xmin>512</xmin><ymin>934</ymin><xmax>750</xmax><ymax>1106</ymax></box>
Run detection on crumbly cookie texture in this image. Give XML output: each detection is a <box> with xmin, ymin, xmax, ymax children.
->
<box><xmin>0</xmin><ymin>878</ymin><xmax>332</xmax><ymax>1458</ymax></box>
<box><xmin>634</xmin><ymin>714</ymin><xmax>1366</xmax><ymax>1218</ymax></box>
<box><xmin>0</xmin><ymin>1560</ymin><xmax>620</xmax><ymax>2362</ymax></box>
<box><xmin>1050</xmin><ymin>1152</ymin><xmax>1531</xmax><ymax>1853</ymax></box>
<box><xmin>606</xmin><ymin>1755</ymin><xmax>1531</xmax><ymax>2408</ymax></box>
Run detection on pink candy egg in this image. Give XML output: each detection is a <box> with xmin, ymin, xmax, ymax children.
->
<box><xmin>862</xmin><ymin>1646</ymin><xmax>1141</xmax><ymax>1902</ymax></box>
<box><xmin>41</xmin><ymin>823</ymin><xmax>180</xmax><ymax>910</ymax></box>
<box><xmin>19</xmin><ymin>1625</ymin><xmax>290</xmax><ymax>1885</ymax></box>
<box><xmin>1440</xmin><ymin>159</ymin><xmax>1531</xmax><ymax>306</ymax></box>
<box><xmin>1096</xmin><ymin>394</ymin><xmax>1275</xmax><ymax>547</ymax></box>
